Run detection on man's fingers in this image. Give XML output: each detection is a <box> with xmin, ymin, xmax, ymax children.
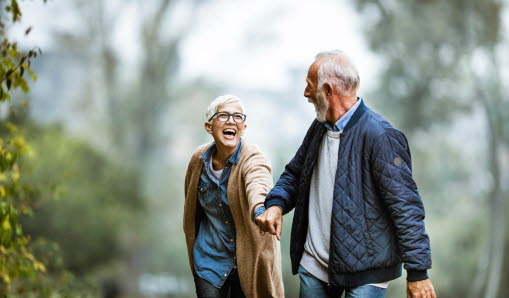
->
<box><xmin>428</xmin><ymin>288</ymin><xmax>436</xmax><ymax>298</ymax></box>
<box><xmin>430</xmin><ymin>284</ymin><xmax>436</xmax><ymax>298</ymax></box>
<box><xmin>256</xmin><ymin>218</ymin><xmax>266</xmax><ymax>235</ymax></box>
<box><xmin>267</xmin><ymin>220</ymin><xmax>277</xmax><ymax>235</ymax></box>
<box><xmin>275</xmin><ymin>221</ymin><xmax>282</xmax><ymax>241</ymax></box>
<box><xmin>255</xmin><ymin>208</ymin><xmax>284</xmax><ymax>240</ymax></box>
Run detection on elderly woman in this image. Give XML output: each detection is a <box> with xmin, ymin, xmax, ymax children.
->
<box><xmin>183</xmin><ymin>94</ymin><xmax>284</xmax><ymax>298</ymax></box>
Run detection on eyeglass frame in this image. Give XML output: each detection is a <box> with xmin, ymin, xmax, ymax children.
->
<box><xmin>208</xmin><ymin>111</ymin><xmax>247</xmax><ymax>124</ymax></box>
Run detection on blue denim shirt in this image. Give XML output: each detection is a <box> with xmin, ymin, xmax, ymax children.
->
<box><xmin>193</xmin><ymin>140</ymin><xmax>242</xmax><ymax>288</ymax></box>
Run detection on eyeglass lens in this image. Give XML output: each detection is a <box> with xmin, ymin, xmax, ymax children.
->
<box><xmin>216</xmin><ymin>112</ymin><xmax>245</xmax><ymax>123</ymax></box>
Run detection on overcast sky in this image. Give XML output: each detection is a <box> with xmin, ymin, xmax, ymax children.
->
<box><xmin>13</xmin><ymin>0</ymin><xmax>379</xmax><ymax>92</ymax></box>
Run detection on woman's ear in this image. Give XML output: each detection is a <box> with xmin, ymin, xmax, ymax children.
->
<box><xmin>204</xmin><ymin>122</ymin><xmax>213</xmax><ymax>134</ymax></box>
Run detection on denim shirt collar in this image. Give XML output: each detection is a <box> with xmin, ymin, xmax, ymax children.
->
<box><xmin>199</xmin><ymin>139</ymin><xmax>243</xmax><ymax>165</ymax></box>
<box><xmin>324</xmin><ymin>97</ymin><xmax>363</xmax><ymax>132</ymax></box>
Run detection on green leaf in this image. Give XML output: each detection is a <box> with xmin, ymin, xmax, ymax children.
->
<box><xmin>2</xmin><ymin>215</ymin><xmax>11</xmax><ymax>231</ymax></box>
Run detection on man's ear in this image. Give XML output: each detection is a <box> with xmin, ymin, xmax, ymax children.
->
<box><xmin>323</xmin><ymin>82</ymin><xmax>333</xmax><ymax>97</ymax></box>
<box><xmin>204</xmin><ymin>122</ymin><xmax>213</xmax><ymax>134</ymax></box>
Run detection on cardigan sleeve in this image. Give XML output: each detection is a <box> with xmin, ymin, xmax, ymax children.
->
<box><xmin>242</xmin><ymin>147</ymin><xmax>273</xmax><ymax>223</ymax></box>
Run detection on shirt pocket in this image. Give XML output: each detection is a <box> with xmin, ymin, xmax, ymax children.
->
<box><xmin>197</xmin><ymin>181</ymin><xmax>212</xmax><ymax>207</ymax></box>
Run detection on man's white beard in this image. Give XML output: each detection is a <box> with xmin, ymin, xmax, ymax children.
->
<box><xmin>314</xmin><ymin>91</ymin><xmax>329</xmax><ymax>122</ymax></box>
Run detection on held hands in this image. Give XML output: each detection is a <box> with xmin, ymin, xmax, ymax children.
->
<box><xmin>407</xmin><ymin>279</ymin><xmax>436</xmax><ymax>298</ymax></box>
<box><xmin>255</xmin><ymin>206</ymin><xmax>283</xmax><ymax>240</ymax></box>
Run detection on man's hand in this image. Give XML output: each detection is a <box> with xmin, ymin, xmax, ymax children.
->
<box><xmin>255</xmin><ymin>206</ymin><xmax>283</xmax><ymax>240</ymax></box>
<box><xmin>407</xmin><ymin>279</ymin><xmax>436</xmax><ymax>298</ymax></box>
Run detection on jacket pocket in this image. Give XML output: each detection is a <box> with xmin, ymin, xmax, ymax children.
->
<box><xmin>361</xmin><ymin>217</ymin><xmax>376</xmax><ymax>256</ymax></box>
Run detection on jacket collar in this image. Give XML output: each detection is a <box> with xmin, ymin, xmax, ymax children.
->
<box><xmin>342</xmin><ymin>97</ymin><xmax>367</xmax><ymax>133</ymax></box>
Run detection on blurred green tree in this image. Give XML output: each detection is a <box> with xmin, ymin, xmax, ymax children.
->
<box><xmin>17</xmin><ymin>121</ymin><xmax>146</xmax><ymax>292</ymax></box>
<box><xmin>352</xmin><ymin>0</ymin><xmax>508</xmax><ymax>297</ymax></box>
<box><xmin>2</xmin><ymin>1</ymin><xmax>147</xmax><ymax>296</ymax></box>
<box><xmin>66</xmin><ymin>0</ymin><xmax>206</xmax><ymax>168</ymax></box>
<box><xmin>57</xmin><ymin>0</ymin><xmax>218</xmax><ymax>281</ymax></box>
<box><xmin>0</xmin><ymin>0</ymin><xmax>47</xmax><ymax>295</ymax></box>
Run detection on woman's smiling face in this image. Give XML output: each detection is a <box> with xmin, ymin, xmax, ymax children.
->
<box><xmin>205</xmin><ymin>101</ymin><xmax>246</xmax><ymax>150</ymax></box>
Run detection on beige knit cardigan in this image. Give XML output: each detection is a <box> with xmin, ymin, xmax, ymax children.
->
<box><xmin>183</xmin><ymin>141</ymin><xmax>284</xmax><ymax>298</ymax></box>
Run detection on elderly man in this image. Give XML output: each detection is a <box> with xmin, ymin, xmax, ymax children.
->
<box><xmin>256</xmin><ymin>51</ymin><xmax>436</xmax><ymax>298</ymax></box>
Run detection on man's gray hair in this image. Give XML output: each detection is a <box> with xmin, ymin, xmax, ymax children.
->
<box><xmin>206</xmin><ymin>94</ymin><xmax>245</xmax><ymax>122</ymax></box>
<box><xmin>315</xmin><ymin>50</ymin><xmax>360</xmax><ymax>95</ymax></box>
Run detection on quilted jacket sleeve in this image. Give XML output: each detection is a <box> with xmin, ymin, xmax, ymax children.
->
<box><xmin>265</xmin><ymin>120</ymin><xmax>318</xmax><ymax>214</ymax></box>
<box><xmin>371</xmin><ymin>128</ymin><xmax>432</xmax><ymax>281</ymax></box>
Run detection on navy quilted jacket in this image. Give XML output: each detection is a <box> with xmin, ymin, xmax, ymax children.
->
<box><xmin>265</xmin><ymin>100</ymin><xmax>431</xmax><ymax>287</ymax></box>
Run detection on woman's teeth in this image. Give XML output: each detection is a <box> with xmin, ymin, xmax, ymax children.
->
<box><xmin>223</xmin><ymin>129</ymin><xmax>236</xmax><ymax>136</ymax></box>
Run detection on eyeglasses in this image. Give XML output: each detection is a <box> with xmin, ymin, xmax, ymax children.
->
<box><xmin>208</xmin><ymin>112</ymin><xmax>247</xmax><ymax>124</ymax></box>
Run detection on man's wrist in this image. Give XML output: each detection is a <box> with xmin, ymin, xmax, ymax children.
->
<box><xmin>268</xmin><ymin>205</ymin><xmax>283</xmax><ymax>212</ymax></box>
<box><xmin>265</xmin><ymin>198</ymin><xmax>286</xmax><ymax>213</ymax></box>
<box><xmin>406</xmin><ymin>269</ymin><xmax>428</xmax><ymax>282</ymax></box>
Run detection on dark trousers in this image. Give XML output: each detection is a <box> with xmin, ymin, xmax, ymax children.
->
<box><xmin>194</xmin><ymin>269</ymin><xmax>246</xmax><ymax>298</ymax></box>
